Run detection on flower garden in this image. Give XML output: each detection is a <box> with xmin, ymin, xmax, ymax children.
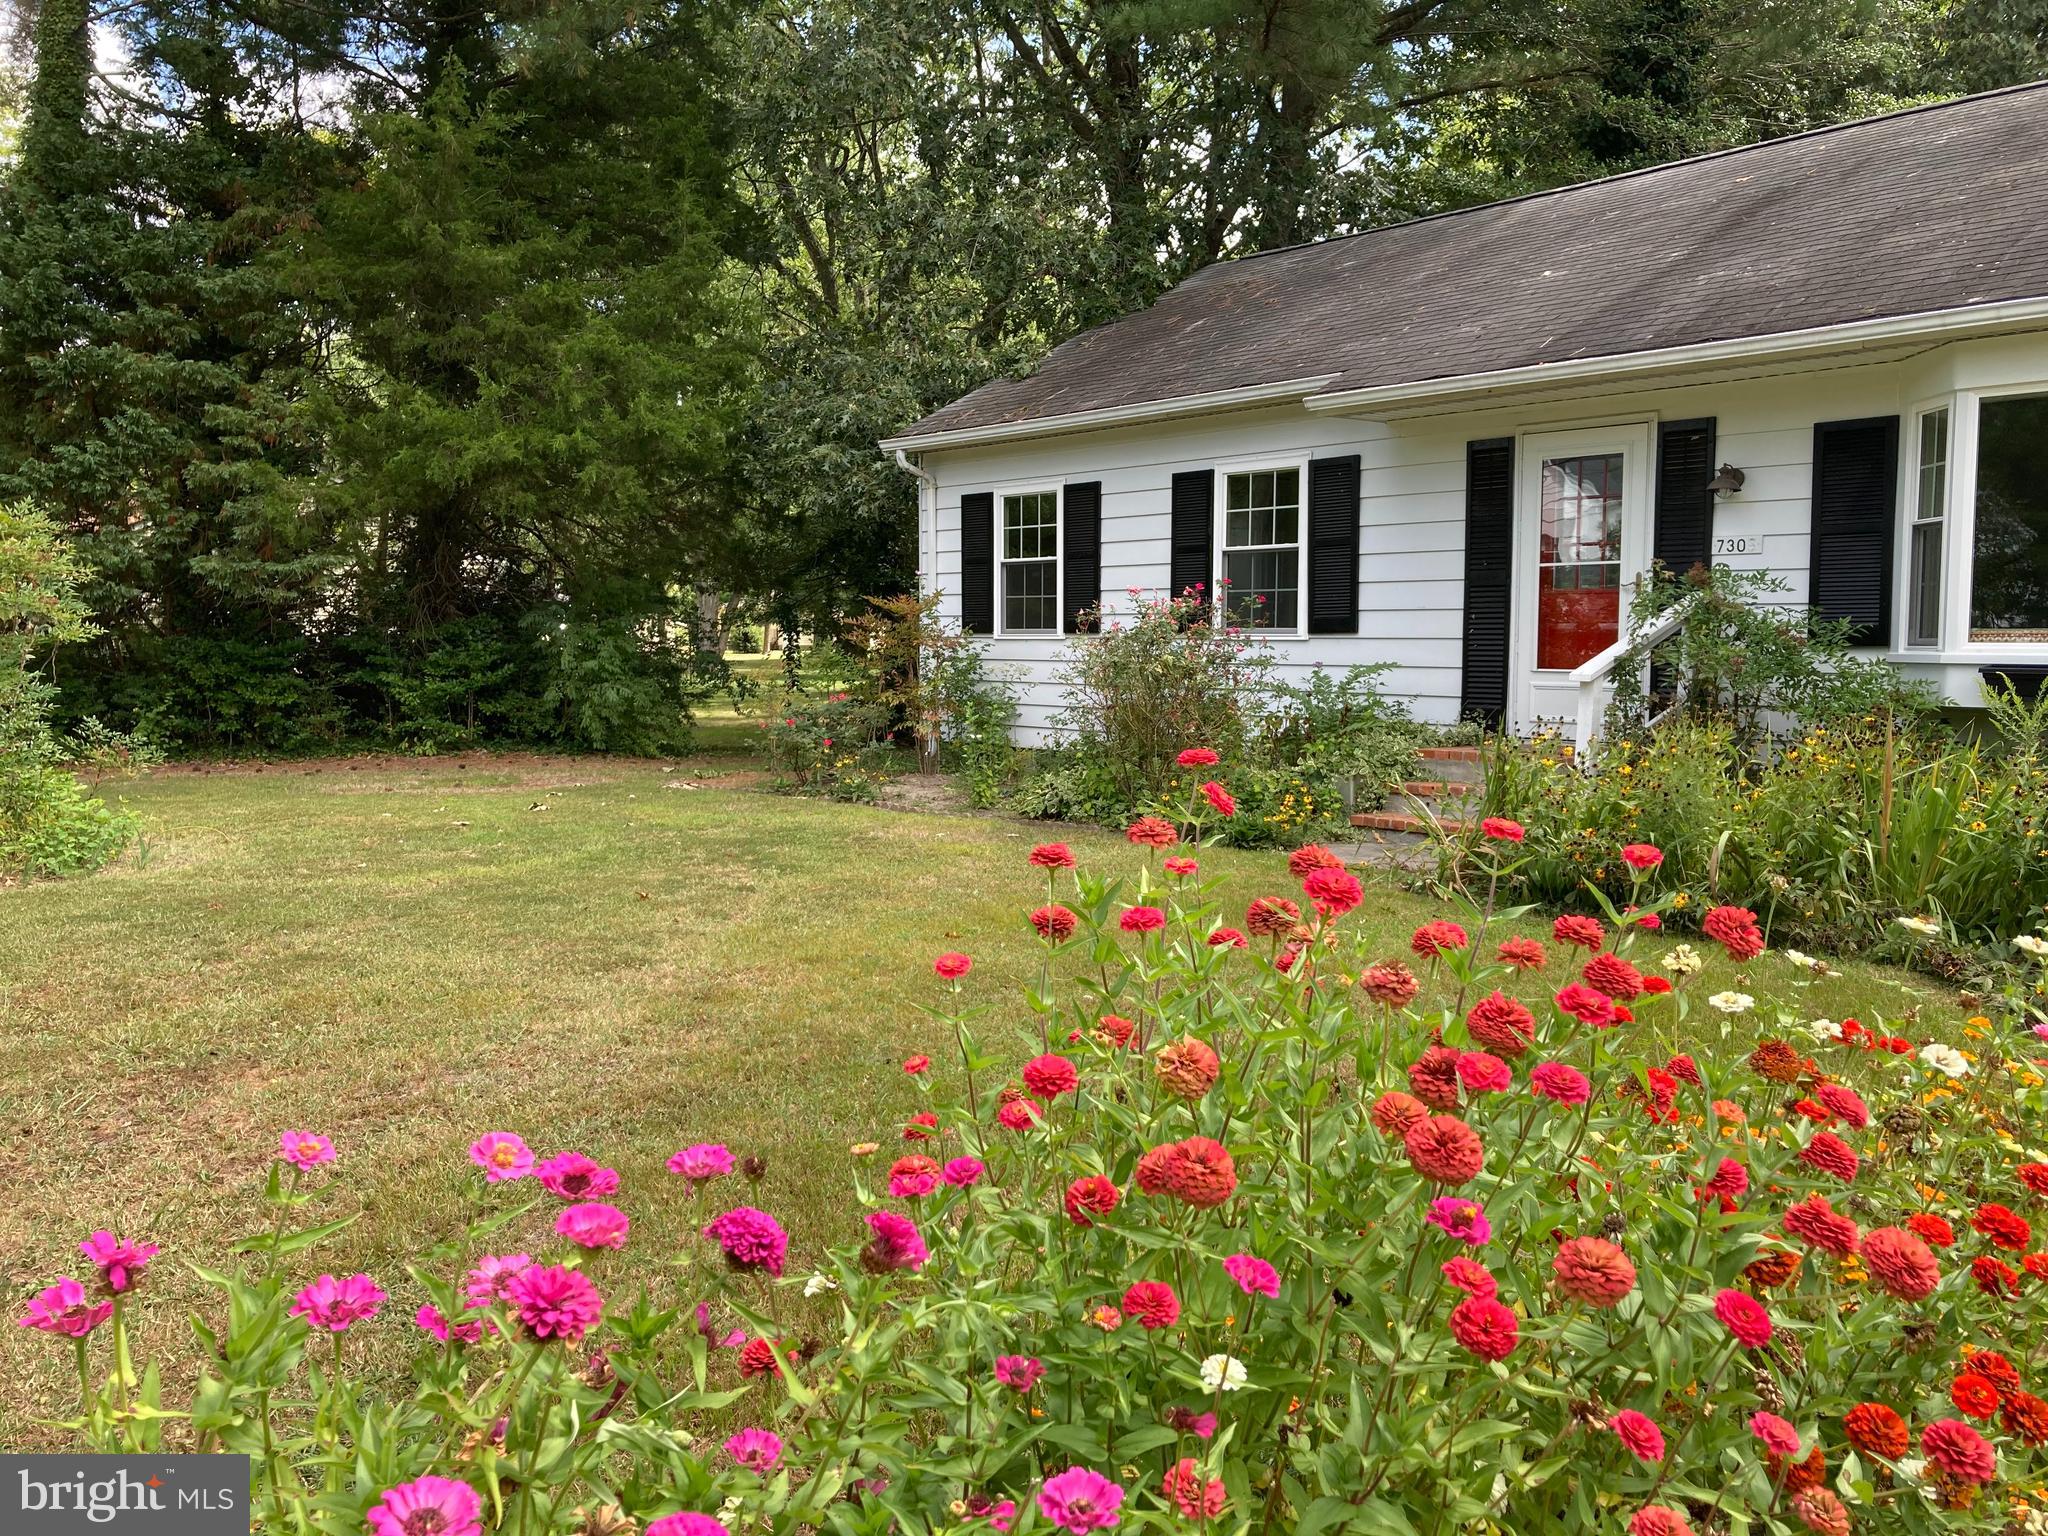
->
<box><xmin>17</xmin><ymin>756</ymin><xmax>2048</xmax><ymax>1536</ymax></box>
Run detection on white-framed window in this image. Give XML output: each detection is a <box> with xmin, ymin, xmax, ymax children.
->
<box><xmin>1906</xmin><ymin>404</ymin><xmax>1948</xmax><ymax>648</ymax></box>
<box><xmin>1217</xmin><ymin>463</ymin><xmax>1303</xmax><ymax>632</ymax></box>
<box><xmin>1895</xmin><ymin>384</ymin><xmax>2048</xmax><ymax>654</ymax></box>
<box><xmin>1965</xmin><ymin>391</ymin><xmax>2048</xmax><ymax>644</ymax></box>
<box><xmin>999</xmin><ymin>487</ymin><xmax>1060</xmax><ymax>634</ymax></box>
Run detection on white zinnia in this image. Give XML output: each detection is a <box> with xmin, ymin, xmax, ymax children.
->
<box><xmin>1663</xmin><ymin>945</ymin><xmax>1705</xmax><ymax>976</ymax></box>
<box><xmin>1896</xmin><ymin>915</ymin><xmax>1942</xmax><ymax>937</ymax></box>
<box><xmin>1707</xmin><ymin>991</ymin><xmax>1754</xmax><ymax>1014</ymax></box>
<box><xmin>1807</xmin><ymin>1019</ymin><xmax>1844</xmax><ymax>1042</ymax></box>
<box><xmin>1199</xmin><ymin>1353</ymin><xmax>1248</xmax><ymax>1392</ymax></box>
<box><xmin>1919</xmin><ymin>1042</ymin><xmax>1971</xmax><ymax>1079</ymax></box>
<box><xmin>2015</xmin><ymin>933</ymin><xmax>2048</xmax><ymax>958</ymax></box>
<box><xmin>803</xmin><ymin>1273</ymin><xmax>839</xmax><ymax>1297</ymax></box>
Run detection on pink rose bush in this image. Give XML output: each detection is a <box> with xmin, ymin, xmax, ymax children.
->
<box><xmin>19</xmin><ymin>829</ymin><xmax>2048</xmax><ymax>1536</ymax></box>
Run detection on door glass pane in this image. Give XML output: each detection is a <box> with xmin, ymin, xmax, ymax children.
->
<box><xmin>1970</xmin><ymin>396</ymin><xmax>2048</xmax><ymax>641</ymax></box>
<box><xmin>1536</xmin><ymin>453</ymin><xmax>1623</xmax><ymax>670</ymax></box>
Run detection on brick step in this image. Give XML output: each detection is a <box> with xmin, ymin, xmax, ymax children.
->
<box><xmin>1352</xmin><ymin>810</ymin><xmax>1469</xmax><ymax>835</ymax></box>
<box><xmin>1413</xmin><ymin>745</ymin><xmax>1485</xmax><ymax>786</ymax></box>
<box><xmin>1401</xmin><ymin>779</ymin><xmax>1477</xmax><ymax>799</ymax></box>
<box><xmin>1417</xmin><ymin>746</ymin><xmax>1483</xmax><ymax>763</ymax></box>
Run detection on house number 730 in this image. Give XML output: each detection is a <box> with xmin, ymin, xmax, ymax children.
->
<box><xmin>1713</xmin><ymin>535</ymin><xmax>1763</xmax><ymax>555</ymax></box>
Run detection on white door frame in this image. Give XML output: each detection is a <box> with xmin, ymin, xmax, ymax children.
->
<box><xmin>1510</xmin><ymin>422</ymin><xmax>1654</xmax><ymax>737</ymax></box>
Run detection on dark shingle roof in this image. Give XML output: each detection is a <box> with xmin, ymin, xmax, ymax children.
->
<box><xmin>896</xmin><ymin>84</ymin><xmax>2048</xmax><ymax>441</ymax></box>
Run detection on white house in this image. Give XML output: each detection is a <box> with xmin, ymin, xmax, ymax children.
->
<box><xmin>880</xmin><ymin>83</ymin><xmax>2048</xmax><ymax>745</ymax></box>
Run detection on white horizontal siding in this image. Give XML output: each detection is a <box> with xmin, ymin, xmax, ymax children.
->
<box><xmin>912</xmin><ymin>339</ymin><xmax>2042</xmax><ymax>745</ymax></box>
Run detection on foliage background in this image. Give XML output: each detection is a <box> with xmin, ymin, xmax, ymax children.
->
<box><xmin>0</xmin><ymin>0</ymin><xmax>2041</xmax><ymax>752</ymax></box>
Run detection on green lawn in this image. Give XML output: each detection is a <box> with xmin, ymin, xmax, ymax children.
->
<box><xmin>0</xmin><ymin>754</ymin><xmax>1964</xmax><ymax>1444</ymax></box>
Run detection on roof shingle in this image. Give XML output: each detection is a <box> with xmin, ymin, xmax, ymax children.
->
<box><xmin>898</xmin><ymin>84</ymin><xmax>2048</xmax><ymax>440</ymax></box>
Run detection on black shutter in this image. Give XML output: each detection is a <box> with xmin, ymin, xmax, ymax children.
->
<box><xmin>1810</xmin><ymin>416</ymin><xmax>1900</xmax><ymax>646</ymax></box>
<box><xmin>960</xmin><ymin>490</ymin><xmax>995</xmax><ymax>634</ymax></box>
<box><xmin>1062</xmin><ymin>480</ymin><xmax>1102</xmax><ymax>634</ymax></box>
<box><xmin>1306</xmin><ymin>455</ymin><xmax>1362</xmax><ymax>635</ymax></box>
<box><xmin>1461</xmin><ymin>438</ymin><xmax>1515</xmax><ymax>730</ymax></box>
<box><xmin>1654</xmin><ymin>418</ymin><xmax>1717</xmax><ymax>579</ymax></box>
<box><xmin>1169</xmin><ymin>470</ymin><xmax>1214</xmax><ymax>609</ymax></box>
<box><xmin>1651</xmin><ymin>418</ymin><xmax>1716</xmax><ymax>701</ymax></box>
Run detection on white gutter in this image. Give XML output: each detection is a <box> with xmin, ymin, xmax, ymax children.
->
<box><xmin>893</xmin><ymin>448</ymin><xmax>938</xmax><ymax>599</ymax></box>
<box><xmin>879</xmin><ymin>374</ymin><xmax>1341</xmax><ymax>453</ymax></box>
<box><xmin>1303</xmin><ymin>294</ymin><xmax>2048</xmax><ymax>414</ymax></box>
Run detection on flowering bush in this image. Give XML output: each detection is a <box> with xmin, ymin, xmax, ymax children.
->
<box><xmin>22</xmin><ymin>804</ymin><xmax>2048</xmax><ymax>1535</ymax></box>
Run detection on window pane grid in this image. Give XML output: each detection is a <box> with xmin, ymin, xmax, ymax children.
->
<box><xmin>1222</xmin><ymin>468</ymin><xmax>1301</xmax><ymax>630</ymax></box>
<box><xmin>999</xmin><ymin>491</ymin><xmax>1059</xmax><ymax>632</ymax></box>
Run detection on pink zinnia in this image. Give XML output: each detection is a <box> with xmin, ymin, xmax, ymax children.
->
<box><xmin>463</xmin><ymin>1252</ymin><xmax>533</xmax><ymax>1308</ymax></box>
<box><xmin>505</xmin><ymin>1263</ymin><xmax>603</xmax><ymax>1342</ymax></box>
<box><xmin>1529</xmin><ymin>1061</ymin><xmax>1591</xmax><ymax>1105</ymax></box>
<box><xmin>862</xmin><ymin>1209</ymin><xmax>928</xmax><ymax>1271</ymax></box>
<box><xmin>1456</xmin><ymin>1052</ymin><xmax>1513</xmax><ymax>1094</ymax></box>
<box><xmin>79</xmin><ymin>1232</ymin><xmax>158</xmax><ymax>1293</ymax></box>
<box><xmin>703</xmin><ymin>1206</ymin><xmax>789</xmax><ymax>1276</ymax></box>
<box><xmin>1023</xmin><ymin>1054</ymin><xmax>1080</xmax><ymax>1100</ymax></box>
<box><xmin>1223</xmin><ymin>1254</ymin><xmax>1280</xmax><ymax>1298</ymax></box>
<box><xmin>1302</xmin><ymin>866</ymin><xmax>1363</xmax><ymax>916</ymax></box>
<box><xmin>1426</xmin><ymin>1196</ymin><xmax>1492</xmax><ymax>1245</ymax></box>
<box><xmin>1200</xmin><ymin>781</ymin><xmax>1236</xmax><ymax>817</ymax></box>
<box><xmin>934</xmin><ymin>952</ymin><xmax>972</xmax><ymax>979</ymax></box>
<box><xmin>1038</xmin><ymin>1467</ymin><xmax>1125</xmax><ymax>1533</ymax></box>
<box><xmin>1119</xmin><ymin>905</ymin><xmax>1166</xmax><ymax>933</ymax></box>
<box><xmin>723</xmin><ymin>1427</ymin><xmax>784</xmax><ymax>1473</ymax></box>
<box><xmin>1610</xmin><ymin>1409</ymin><xmax>1665</xmax><ymax>1462</ymax></box>
<box><xmin>469</xmin><ymin>1131</ymin><xmax>534</xmax><ymax>1182</ymax></box>
<box><xmin>1176</xmin><ymin>747</ymin><xmax>1219</xmax><ymax>767</ymax></box>
<box><xmin>1448</xmin><ymin>1295</ymin><xmax>1519</xmax><ymax>1360</ymax></box>
<box><xmin>289</xmin><ymin>1273</ymin><xmax>387</xmax><ymax>1332</ymax></box>
<box><xmin>554</xmin><ymin>1202</ymin><xmax>630</xmax><ymax>1250</ymax></box>
<box><xmin>1713</xmin><ymin>1288</ymin><xmax>1773</xmax><ymax>1347</ymax></box>
<box><xmin>17</xmin><ymin>1277</ymin><xmax>112</xmax><ymax>1337</ymax></box>
<box><xmin>279</xmin><ymin>1130</ymin><xmax>336</xmax><ymax>1171</ymax></box>
<box><xmin>1442</xmin><ymin>1256</ymin><xmax>1497</xmax><ymax>1299</ymax></box>
<box><xmin>1411</xmin><ymin>920</ymin><xmax>1468</xmax><ymax>958</ymax></box>
<box><xmin>415</xmin><ymin>1303</ymin><xmax>484</xmax><ymax>1344</ymax></box>
<box><xmin>889</xmin><ymin>1154</ymin><xmax>942</xmax><ymax>1198</ymax></box>
<box><xmin>1553</xmin><ymin>983</ymin><xmax>1616</xmax><ymax>1027</ymax></box>
<box><xmin>1750</xmin><ymin>1411</ymin><xmax>1801</xmax><ymax>1457</ymax></box>
<box><xmin>943</xmin><ymin>1156</ymin><xmax>985</xmax><ymax>1186</ymax></box>
<box><xmin>536</xmin><ymin>1152</ymin><xmax>620</xmax><ymax>1201</ymax></box>
<box><xmin>366</xmin><ymin>1476</ymin><xmax>483</xmax><ymax>1536</ymax></box>
<box><xmin>647</xmin><ymin>1516</ymin><xmax>728</xmax><ymax>1536</ymax></box>
<box><xmin>668</xmin><ymin>1143</ymin><xmax>734</xmax><ymax>1182</ymax></box>
<box><xmin>995</xmin><ymin>1354</ymin><xmax>1045</xmax><ymax>1391</ymax></box>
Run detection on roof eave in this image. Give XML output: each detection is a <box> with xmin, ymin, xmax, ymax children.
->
<box><xmin>1302</xmin><ymin>296</ymin><xmax>2048</xmax><ymax>415</ymax></box>
<box><xmin>879</xmin><ymin>375</ymin><xmax>1342</xmax><ymax>453</ymax></box>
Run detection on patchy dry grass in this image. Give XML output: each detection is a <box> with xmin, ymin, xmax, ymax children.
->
<box><xmin>0</xmin><ymin>754</ymin><xmax>1962</xmax><ymax>1443</ymax></box>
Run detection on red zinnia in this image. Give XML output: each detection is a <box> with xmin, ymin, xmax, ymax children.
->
<box><xmin>1207</xmin><ymin>926</ymin><xmax>1248</xmax><ymax>948</ymax></box>
<box><xmin>1968</xmin><ymin>1350</ymin><xmax>2020</xmax><ymax>1392</ymax></box>
<box><xmin>1404</xmin><ymin>1116</ymin><xmax>1485</xmax><ymax>1186</ymax></box>
<box><xmin>1971</xmin><ymin>1202</ymin><xmax>2033</xmax><ymax>1251</ymax></box>
<box><xmin>1097</xmin><ymin>1015</ymin><xmax>1135</xmax><ymax>1047</ymax></box>
<box><xmin>1157</xmin><ymin>1137</ymin><xmax>1237</xmax><ymax>1208</ymax></box>
<box><xmin>1200</xmin><ymin>781</ymin><xmax>1236</xmax><ymax>818</ymax></box>
<box><xmin>903</xmin><ymin>1111</ymin><xmax>939</xmax><ymax>1141</ymax></box>
<box><xmin>1287</xmin><ymin>843</ymin><xmax>1344</xmax><ymax>877</ymax></box>
<box><xmin>2000</xmin><ymin>1390</ymin><xmax>2048</xmax><ymax>1446</ymax></box>
<box><xmin>1126</xmin><ymin>816</ymin><xmax>1180</xmax><ymax>848</ymax></box>
<box><xmin>1814</xmin><ymin>1083</ymin><xmax>1869</xmax><ymax>1128</ymax></box>
<box><xmin>1713</xmin><ymin>1288</ymin><xmax>1772</xmax><ymax>1347</ymax></box>
<box><xmin>1448</xmin><ymin>1295</ymin><xmax>1519</xmax><ymax>1360</ymax></box>
<box><xmin>1972</xmin><ymin>1254</ymin><xmax>2021</xmax><ymax>1297</ymax></box>
<box><xmin>1798</xmin><ymin>1131</ymin><xmax>1860</xmax><ymax>1182</ymax></box>
<box><xmin>1120</xmin><ymin>905</ymin><xmax>1166</xmax><ymax>933</ymax></box>
<box><xmin>737</xmin><ymin>1337</ymin><xmax>789</xmax><ymax>1378</ymax></box>
<box><xmin>1619</xmin><ymin>843</ymin><xmax>1663</xmax><ymax>870</ymax></box>
<box><xmin>1552</xmin><ymin>913</ymin><xmax>1605</xmax><ymax>950</ymax></box>
<box><xmin>1906</xmin><ymin>1212</ymin><xmax>1955</xmax><ymax>1247</ymax></box>
<box><xmin>1032</xmin><ymin>904</ymin><xmax>1079</xmax><ymax>941</ymax></box>
<box><xmin>1479</xmin><ymin>816</ymin><xmax>1525</xmax><ymax>842</ymax></box>
<box><xmin>2018</xmin><ymin>1162</ymin><xmax>2048</xmax><ymax>1197</ymax></box>
<box><xmin>1122</xmin><ymin>1279</ymin><xmax>1180</xmax><ymax>1329</ymax></box>
<box><xmin>1369</xmin><ymin>1090</ymin><xmax>1430</xmax><ymax>1138</ymax></box>
<box><xmin>1921</xmin><ymin>1418</ymin><xmax>1997</xmax><ymax>1483</ymax></box>
<box><xmin>1064</xmin><ymin>1175</ymin><xmax>1121</xmax><ymax>1227</ymax></box>
<box><xmin>1359</xmin><ymin>962</ymin><xmax>1419</xmax><ymax>1006</ymax></box>
<box><xmin>1641</xmin><ymin>974</ymin><xmax>1673</xmax><ymax>994</ymax></box>
<box><xmin>1407</xmin><ymin>1046</ymin><xmax>1463</xmax><ymax>1110</ymax></box>
<box><xmin>1466</xmin><ymin>992</ymin><xmax>1536</xmax><ymax>1057</ymax></box>
<box><xmin>1022</xmin><ymin>1054</ymin><xmax>1079</xmax><ymax>1100</ymax></box>
<box><xmin>1861</xmin><ymin>1226</ymin><xmax>1941</xmax><ymax>1300</ymax></box>
<box><xmin>1411</xmin><ymin>920</ymin><xmax>1468</xmax><ymax>959</ymax></box>
<box><xmin>1553</xmin><ymin>983</ymin><xmax>1616</xmax><ymax>1028</ymax></box>
<box><xmin>1176</xmin><ymin>747</ymin><xmax>1220</xmax><ymax>768</ymax></box>
<box><xmin>1302</xmin><ymin>866</ymin><xmax>1363</xmax><ymax>917</ymax></box>
<box><xmin>1950</xmin><ymin>1373</ymin><xmax>2001</xmax><ymax>1420</ymax></box>
<box><xmin>1553</xmin><ymin>1236</ymin><xmax>1637</xmax><ymax>1307</ymax></box>
<box><xmin>1783</xmin><ymin>1194</ymin><xmax>1861</xmax><ymax>1256</ymax></box>
<box><xmin>1029</xmin><ymin>842</ymin><xmax>1077</xmax><ymax>870</ymax></box>
<box><xmin>1582</xmin><ymin>953</ymin><xmax>1645</xmax><ymax>1001</ymax></box>
<box><xmin>934</xmin><ymin>952</ymin><xmax>972</xmax><ymax>979</ymax></box>
<box><xmin>1702</xmin><ymin>1157</ymin><xmax>1748</xmax><ymax>1199</ymax></box>
<box><xmin>1665</xmin><ymin>1053</ymin><xmax>1701</xmax><ymax>1087</ymax></box>
<box><xmin>1246</xmin><ymin>897</ymin><xmax>1302</xmax><ymax>938</ymax></box>
<box><xmin>1701</xmin><ymin>903</ymin><xmax>1764</xmax><ymax>961</ymax></box>
<box><xmin>1497</xmin><ymin>937</ymin><xmax>1547</xmax><ymax>970</ymax></box>
<box><xmin>1629</xmin><ymin>1508</ymin><xmax>1692</xmax><ymax>1536</ymax></box>
<box><xmin>1842</xmin><ymin>1402</ymin><xmax>1909</xmax><ymax>1460</ymax></box>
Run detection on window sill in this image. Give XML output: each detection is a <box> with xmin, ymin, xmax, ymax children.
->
<box><xmin>1883</xmin><ymin>648</ymin><xmax>2048</xmax><ymax>664</ymax></box>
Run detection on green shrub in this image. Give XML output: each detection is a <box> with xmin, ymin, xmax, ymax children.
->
<box><xmin>0</xmin><ymin>502</ymin><xmax>139</xmax><ymax>877</ymax></box>
<box><xmin>761</xmin><ymin>689</ymin><xmax>896</xmax><ymax>800</ymax></box>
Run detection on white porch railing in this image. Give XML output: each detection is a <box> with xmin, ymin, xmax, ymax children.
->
<box><xmin>1567</xmin><ymin>592</ymin><xmax>1706</xmax><ymax>767</ymax></box>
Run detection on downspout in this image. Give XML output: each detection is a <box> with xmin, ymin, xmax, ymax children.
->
<box><xmin>892</xmin><ymin>447</ymin><xmax>942</xmax><ymax>770</ymax></box>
